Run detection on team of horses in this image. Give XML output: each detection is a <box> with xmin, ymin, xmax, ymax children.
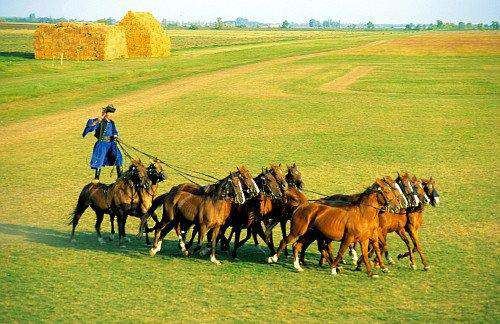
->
<box><xmin>69</xmin><ymin>159</ymin><xmax>440</xmax><ymax>277</ymax></box>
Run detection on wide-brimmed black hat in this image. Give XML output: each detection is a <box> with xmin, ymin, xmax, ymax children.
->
<box><xmin>102</xmin><ymin>104</ymin><xmax>116</xmax><ymax>113</ymax></box>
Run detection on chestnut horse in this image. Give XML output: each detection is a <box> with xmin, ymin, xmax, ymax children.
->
<box><xmin>149</xmin><ymin>171</ymin><xmax>246</xmax><ymax>264</ymax></box>
<box><xmin>395</xmin><ymin>176</ymin><xmax>440</xmax><ymax>270</ymax></box>
<box><xmin>69</xmin><ymin>160</ymin><xmax>165</xmax><ymax>245</ymax></box>
<box><xmin>269</xmin><ymin>179</ymin><xmax>402</xmax><ymax>277</ymax></box>
<box><xmin>226</xmin><ymin>168</ymin><xmax>284</xmax><ymax>258</ymax></box>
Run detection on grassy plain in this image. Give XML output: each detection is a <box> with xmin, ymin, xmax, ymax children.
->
<box><xmin>0</xmin><ymin>28</ymin><xmax>498</xmax><ymax>322</ymax></box>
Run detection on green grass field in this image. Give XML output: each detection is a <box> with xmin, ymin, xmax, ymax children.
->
<box><xmin>0</xmin><ymin>28</ymin><xmax>498</xmax><ymax>322</ymax></box>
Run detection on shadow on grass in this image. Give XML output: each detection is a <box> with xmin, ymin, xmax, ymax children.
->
<box><xmin>0</xmin><ymin>222</ymin><xmax>332</xmax><ymax>271</ymax></box>
<box><xmin>0</xmin><ymin>223</ymin><xmax>163</xmax><ymax>259</ymax></box>
<box><xmin>0</xmin><ymin>51</ymin><xmax>35</xmax><ymax>59</ymax></box>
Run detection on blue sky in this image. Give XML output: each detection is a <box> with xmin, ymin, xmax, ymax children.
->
<box><xmin>0</xmin><ymin>0</ymin><xmax>498</xmax><ymax>24</ymax></box>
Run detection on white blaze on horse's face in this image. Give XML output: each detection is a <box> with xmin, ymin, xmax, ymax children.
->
<box><xmin>419</xmin><ymin>183</ymin><xmax>431</xmax><ymax>204</ymax></box>
<box><xmin>237</xmin><ymin>181</ymin><xmax>245</xmax><ymax>204</ymax></box>
<box><xmin>394</xmin><ymin>183</ymin><xmax>408</xmax><ymax>208</ymax></box>
<box><xmin>251</xmin><ymin>179</ymin><xmax>260</xmax><ymax>195</ymax></box>
<box><xmin>413</xmin><ymin>193</ymin><xmax>420</xmax><ymax>207</ymax></box>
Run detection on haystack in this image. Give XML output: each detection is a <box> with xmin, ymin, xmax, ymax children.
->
<box><xmin>34</xmin><ymin>22</ymin><xmax>128</xmax><ymax>60</ymax></box>
<box><xmin>118</xmin><ymin>11</ymin><xmax>171</xmax><ymax>57</ymax></box>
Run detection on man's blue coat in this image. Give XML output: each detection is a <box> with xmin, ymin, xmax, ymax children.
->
<box><xmin>82</xmin><ymin>118</ymin><xmax>123</xmax><ymax>169</ymax></box>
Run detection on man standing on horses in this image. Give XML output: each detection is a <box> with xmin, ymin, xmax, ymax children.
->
<box><xmin>82</xmin><ymin>104</ymin><xmax>123</xmax><ymax>183</ymax></box>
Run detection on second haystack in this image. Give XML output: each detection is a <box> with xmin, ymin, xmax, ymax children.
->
<box><xmin>119</xmin><ymin>11</ymin><xmax>171</xmax><ymax>58</ymax></box>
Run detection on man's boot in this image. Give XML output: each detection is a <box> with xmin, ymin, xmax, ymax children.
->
<box><xmin>92</xmin><ymin>168</ymin><xmax>101</xmax><ymax>184</ymax></box>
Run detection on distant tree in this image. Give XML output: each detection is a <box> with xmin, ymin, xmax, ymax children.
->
<box><xmin>458</xmin><ymin>21</ymin><xmax>465</xmax><ymax>29</ymax></box>
<box><xmin>444</xmin><ymin>22</ymin><xmax>456</xmax><ymax>30</ymax></box>
<box><xmin>308</xmin><ymin>19</ymin><xmax>320</xmax><ymax>28</ymax></box>
<box><xmin>436</xmin><ymin>20</ymin><xmax>444</xmax><ymax>29</ymax></box>
<box><xmin>491</xmin><ymin>21</ymin><xmax>499</xmax><ymax>29</ymax></box>
<box><xmin>215</xmin><ymin>17</ymin><xmax>223</xmax><ymax>29</ymax></box>
<box><xmin>188</xmin><ymin>24</ymin><xmax>198</xmax><ymax>30</ymax></box>
<box><xmin>405</xmin><ymin>23</ymin><xmax>414</xmax><ymax>30</ymax></box>
<box><xmin>281</xmin><ymin>20</ymin><xmax>290</xmax><ymax>29</ymax></box>
<box><xmin>476</xmin><ymin>23</ymin><xmax>484</xmax><ymax>30</ymax></box>
<box><xmin>29</xmin><ymin>13</ymin><xmax>36</xmax><ymax>20</ymax></box>
<box><xmin>96</xmin><ymin>18</ymin><xmax>115</xmax><ymax>25</ymax></box>
<box><xmin>426</xmin><ymin>23</ymin><xmax>435</xmax><ymax>30</ymax></box>
<box><xmin>366</xmin><ymin>21</ymin><xmax>375</xmax><ymax>29</ymax></box>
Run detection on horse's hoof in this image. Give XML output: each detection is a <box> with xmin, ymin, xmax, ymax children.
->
<box><xmin>410</xmin><ymin>263</ymin><xmax>417</xmax><ymax>270</ymax></box>
<box><xmin>293</xmin><ymin>258</ymin><xmax>304</xmax><ymax>272</ymax></box>
<box><xmin>331</xmin><ymin>268</ymin><xmax>338</xmax><ymax>275</ymax></box>
<box><xmin>98</xmin><ymin>237</ymin><xmax>106</xmax><ymax>245</ymax></box>
<box><xmin>210</xmin><ymin>255</ymin><xmax>221</xmax><ymax>265</ymax></box>
<box><xmin>371</xmin><ymin>274</ymin><xmax>379</xmax><ymax>279</ymax></box>
<box><xmin>119</xmin><ymin>244</ymin><xmax>126</xmax><ymax>248</ymax></box>
<box><xmin>150</xmin><ymin>249</ymin><xmax>157</xmax><ymax>256</ymax></box>
<box><xmin>340</xmin><ymin>259</ymin><xmax>346</xmax><ymax>265</ymax></box>
<box><xmin>397</xmin><ymin>253</ymin><xmax>404</xmax><ymax>260</ymax></box>
<box><xmin>70</xmin><ymin>238</ymin><xmax>76</xmax><ymax>243</ymax></box>
<box><xmin>424</xmin><ymin>265</ymin><xmax>431</xmax><ymax>271</ymax></box>
<box><xmin>382</xmin><ymin>267</ymin><xmax>389</xmax><ymax>273</ymax></box>
<box><xmin>267</xmin><ymin>255</ymin><xmax>278</xmax><ymax>263</ymax></box>
<box><xmin>183</xmin><ymin>250</ymin><xmax>189</xmax><ymax>256</ymax></box>
<box><xmin>354</xmin><ymin>267</ymin><xmax>361</xmax><ymax>272</ymax></box>
<box><xmin>109</xmin><ymin>234</ymin><xmax>115</xmax><ymax>241</ymax></box>
<box><xmin>373</xmin><ymin>263</ymin><xmax>380</xmax><ymax>269</ymax></box>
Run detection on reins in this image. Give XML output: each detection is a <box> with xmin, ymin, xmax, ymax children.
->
<box><xmin>117</xmin><ymin>139</ymin><xmax>215</xmax><ymax>185</ymax></box>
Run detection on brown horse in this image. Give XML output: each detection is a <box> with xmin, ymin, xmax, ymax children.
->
<box><xmin>269</xmin><ymin>179</ymin><xmax>402</xmax><ymax>277</ymax></box>
<box><xmin>69</xmin><ymin>160</ymin><xmax>165</xmax><ymax>245</ymax></box>
<box><xmin>311</xmin><ymin>175</ymin><xmax>411</xmax><ymax>267</ymax></box>
<box><xmin>362</xmin><ymin>174</ymin><xmax>436</xmax><ymax>270</ymax></box>
<box><xmin>395</xmin><ymin>176</ymin><xmax>439</xmax><ymax>270</ymax></box>
<box><xmin>148</xmin><ymin>165</ymin><xmax>260</xmax><ymax>253</ymax></box>
<box><xmin>149</xmin><ymin>171</ymin><xmax>246</xmax><ymax>264</ymax></box>
<box><xmin>261</xmin><ymin>164</ymin><xmax>308</xmax><ymax>257</ymax></box>
<box><xmin>225</xmin><ymin>168</ymin><xmax>284</xmax><ymax>258</ymax></box>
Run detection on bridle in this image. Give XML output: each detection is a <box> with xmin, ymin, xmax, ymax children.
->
<box><xmin>214</xmin><ymin>174</ymin><xmax>245</xmax><ymax>204</ymax></box>
<box><xmin>237</xmin><ymin>172</ymin><xmax>259</xmax><ymax>199</ymax></box>
<box><xmin>256</xmin><ymin>172</ymin><xmax>282</xmax><ymax>200</ymax></box>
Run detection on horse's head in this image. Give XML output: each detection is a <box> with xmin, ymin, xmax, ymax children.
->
<box><xmin>373</xmin><ymin>178</ymin><xmax>401</xmax><ymax>212</ymax></box>
<box><xmin>218</xmin><ymin>172</ymin><xmax>245</xmax><ymax>205</ymax></box>
<box><xmin>269</xmin><ymin>163</ymin><xmax>288</xmax><ymax>193</ymax></box>
<box><xmin>256</xmin><ymin>168</ymin><xmax>283</xmax><ymax>200</ymax></box>
<box><xmin>421</xmin><ymin>177</ymin><xmax>440</xmax><ymax>206</ymax></box>
<box><xmin>146</xmin><ymin>160</ymin><xmax>166</xmax><ymax>184</ymax></box>
<box><xmin>409</xmin><ymin>175</ymin><xmax>431</xmax><ymax>206</ymax></box>
<box><xmin>236</xmin><ymin>165</ymin><xmax>259</xmax><ymax>199</ymax></box>
<box><xmin>286</xmin><ymin>163</ymin><xmax>304</xmax><ymax>192</ymax></box>
<box><xmin>284</xmin><ymin>187</ymin><xmax>308</xmax><ymax>208</ymax></box>
<box><xmin>382</xmin><ymin>175</ymin><xmax>408</xmax><ymax>209</ymax></box>
<box><xmin>126</xmin><ymin>159</ymin><xmax>150</xmax><ymax>189</ymax></box>
<box><xmin>396</xmin><ymin>172</ymin><xmax>420</xmax><ymax>207</ymax></box>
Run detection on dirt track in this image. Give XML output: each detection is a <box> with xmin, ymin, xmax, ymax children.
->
<box><xmin>0</xmin><ymin>38</ymin><xmax>395</xmax><ymax>145</ymax></box>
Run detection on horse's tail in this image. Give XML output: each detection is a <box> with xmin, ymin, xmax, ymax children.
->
<box><xmin>68</xmin><ymin>184</ymin><xmax>91</xmax><ymax>226</ymax></box>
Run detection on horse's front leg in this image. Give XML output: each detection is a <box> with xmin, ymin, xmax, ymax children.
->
<box><xmin>209</xmin><ymin>226</ymin><xmax>221</xmax><ymax>265</ymax></box>
<box><xmin>109</xmin><ymin>214</ymin><xmax>115</xmax><ymax>241</ymax></box>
